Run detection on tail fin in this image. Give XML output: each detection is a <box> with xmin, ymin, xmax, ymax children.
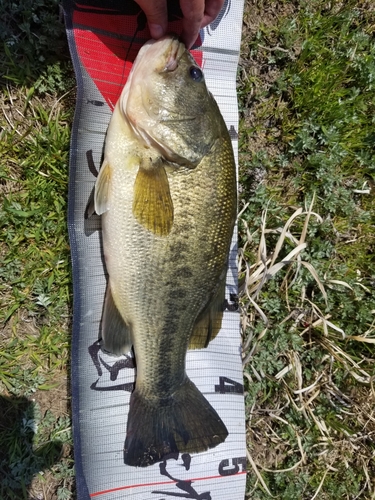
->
<box><xmin>124</xmin><ymin>377</ymin><xmax>228</xmax><ymax>467</ymax></box>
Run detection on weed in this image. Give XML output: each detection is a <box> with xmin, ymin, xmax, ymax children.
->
<box><xmin>0</xmin><ymin>26</ymin><xmax>74</xmax><ymax>492</ymax></box>
<box><xmin>0</xmin><ymin>86</ymin><xmax>72</xmax><ymax>391</ymax></box>
<box><xmin>0</xmin><ymin>397</ymin><xmax>73</xmax><ymax>499</ymax></box>
<box><xmin>239</xmin><ymin>0</ymin><xmax>375</xmax><ymax>497</ymax></box>
<box><xmin>0</xmin><ymin>0</ymin><xmax>69</xmax><ymax>85</ymax></box>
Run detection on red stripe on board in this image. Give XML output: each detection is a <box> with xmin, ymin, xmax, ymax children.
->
<box><xmin>90</xmin><ymin>471</ymin><xmax>246</xmax><ymax>497</ymax></box>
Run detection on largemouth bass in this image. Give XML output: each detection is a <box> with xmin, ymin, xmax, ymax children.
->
<box><xmin>94</xmin><ymin>35</ymin><xmax>237</xmax><ymax>467</ymax></box>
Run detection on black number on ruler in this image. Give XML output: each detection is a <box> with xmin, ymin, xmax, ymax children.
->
<box><xmin>218</xmin><ymin>457</ymin><xmax>246</xmax><ymax>477</ymax></box>
<box><xmin>215</xmin><ymin>377</ymin><xmax>244</xmax><ymax>395</ymax></box>
<box><xmin>152</xmin><ymin>453</ymin><xmax>211</xmax><ymax>499</ymax></box>
<box><xmin>86</xmin><ymin>99</ymin><xmax>105</xmax><ymax>106</ymax></box>
<box><xmin>88</xmin><ymin>340</ymin><xmax>135</xmax><ymax>392</ymax></box>
<box><xmin>86</xmin><ymin>149</ymin><xmax>99</xmax><ymax>177</ymax></box>
<box><xmin>223</xmin><ymin>293</ymin><xmax>239</xmax><ymax>312</ymax></box>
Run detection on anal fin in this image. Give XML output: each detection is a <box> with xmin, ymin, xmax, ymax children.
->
<box><xmin>101</xmin><ymin>283</ymin><xmax>132</xmax><ymax>356</ymax></box>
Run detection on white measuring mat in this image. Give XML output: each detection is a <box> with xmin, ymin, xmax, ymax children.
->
<box><xmin>64</xmin><ymin>0</ymin><xmax>246</xmax><ymax>498</ymax></box>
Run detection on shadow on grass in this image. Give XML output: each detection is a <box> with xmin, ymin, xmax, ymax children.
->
<box><xmin>0</xmin><ymin>0</ymin><xmax>70</xmax><ymax>88</ymax></box>
<box><xmin>0</xmin><ymin>395</ymin><xmax>63</xmax><ymax>500</ymax></box>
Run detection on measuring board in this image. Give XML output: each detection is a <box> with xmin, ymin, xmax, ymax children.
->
<box><xmin>63</xmin><ymin>1</ymin><xmax>246</xmax><ymax>498</ymax></box>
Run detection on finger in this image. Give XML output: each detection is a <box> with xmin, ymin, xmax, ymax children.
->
<box><xmin>180</xmin><ymin>0</ymin><xmax>226</xmax><ymax>48</ymax></box>
<box><xmin>180</xmin><ymin>0</ymin><xmax>205</xmax><ymax>49</ymax></box>
<box><xmin>201</xmin><ymin>0</ymin><xmax>225</xmax><ymax>28</ymax></box>
<box><xmin>134</xmin><ymin>0</ymin><xmax>168</xmax><ymax>39</ymax></box>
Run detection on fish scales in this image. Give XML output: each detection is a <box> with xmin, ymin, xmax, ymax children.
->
<box><xmin>94</xmin><ymin>35</ymin><xmax>237</xmax><ymax>467</ymax></box>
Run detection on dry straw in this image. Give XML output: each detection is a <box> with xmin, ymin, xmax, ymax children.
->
<box><xmin>240</xmin><ymin>195</ymin><xmax>375</xmax><ymax>497</ymax></box>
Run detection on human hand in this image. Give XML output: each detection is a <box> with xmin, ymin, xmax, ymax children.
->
<box><xmin>134</xmin><ymin>0</ymin><xmax>225</xmax><ymax>49</ymax></box>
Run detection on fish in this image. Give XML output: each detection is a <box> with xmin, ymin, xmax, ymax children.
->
<box><xmin>94</xmin><ymin>35</ymin><xmax>237</xmax><ymax>467</ymax></box>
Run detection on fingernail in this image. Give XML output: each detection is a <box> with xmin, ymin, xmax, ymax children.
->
<box><xmin>181</xmin><ymin>32</ymin><xmax>192</xmax><ymax>49</ymax></box>
<box><xmin>149</xmin><ymin>24</ymin><xmax>164</xmax><ymax>39</ymax></box>
<box><xmin>191</xmin><ymin>33</ymin><xmax>200</xmax><ymax>49</ymax></box>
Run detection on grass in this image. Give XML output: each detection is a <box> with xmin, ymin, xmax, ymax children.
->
<box><xmin>239</xmin><ymin>0</ymin><xmax>375</xmax><ymax>498</ymax></box>
<box><xmin>0</xmin><ymin>90</ymin><xmax>74</xmax><ymax>497</ymax></box>
<box><xmin>0</xmin><ymin>396</ymin><xmax>73</xmax><ymax>499</ymax></box>
<box><xmin>0</xmin><ymin>0</ymin><xmax>374</xmax><ymax>498</ymax></box>
<box><xmin>0</xmin><ymin>1</ymin><xmax>74</xmax><ymax>495</ymax></box>
<box><xmin>0</xmin><ymin>0</ymin><xmax>67</xmax><ymax>85</ymax></box>
<box><xmin>0</xmin><ymin>86</ymin><xmax>72</xmax><ymax>380</ymax></box>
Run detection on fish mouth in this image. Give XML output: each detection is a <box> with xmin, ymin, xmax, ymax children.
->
<box><xmin>133</xmin><ymin>35</ymin><xmax>185</xmax><ymax>74</ymax></box>
<box><xmin>121</xmin><ymin>35</ymin><xmax>185</xmax><ymax>118</ymax></box>
<box><xmin>120</xmin><ymin>36</ymin><xmax>197</xmax><ymax>165</ymax></box>
<box><xmin>163</xmin><ymin>36</ymin><xmax>184</xmax><ymax>72</ymax></box>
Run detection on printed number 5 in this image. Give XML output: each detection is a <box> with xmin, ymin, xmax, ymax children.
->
<box><xmin>218</xmin><ymin>457</ymin><xmax>246</xmax><ymax>476</ymax></box>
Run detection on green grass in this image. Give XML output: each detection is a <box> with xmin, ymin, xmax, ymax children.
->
<box><xmin>239</xmin><ymin>1</ymin><xmax>375</xmax><ymax>498</ymax></box>
<box><xmin>1</xmin><ymin>0</ymin><xmax>375</xmax><ymax>498</ymax></box>
<box><xmin>0</xmin><ymin>396</ymin><xmax>74</xmax><ymax>499</ymax></box>
<box><xmin>0</xmin><ymin>1</ymin><xmax>74</xmax><ymax>495</ymax></box>
<box><xmin>0</xmin><ymin>86</ymin><xmax>74</xmax><ymax>495</ymax></box>
<box><xmin>0</xmin><ymin>87</ymin><xmax>72</xmax><ymax>384</ymax></box>
<box><xmin>0</xmin><ymin>0</ymin><xmax>68</xmax><ymax>85</ymax></box>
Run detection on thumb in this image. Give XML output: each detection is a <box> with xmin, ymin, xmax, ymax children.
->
<box><xmin>134</xmin><ymin>0</ymin><xmax>168</xmax><ymax>39</ymax></box>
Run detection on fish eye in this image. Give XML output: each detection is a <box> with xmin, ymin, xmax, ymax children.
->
<box><xmin>189</xmin><ymin>66</ymin><xmax>203</xmax><ymax>82</ymax></box>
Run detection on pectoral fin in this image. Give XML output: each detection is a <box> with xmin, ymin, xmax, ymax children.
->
<box><xmin>133</xmin><ymin>162</ymin><xmax>173</xmax><ymax>236</ymax></box>
<box><xmin>101</xmin><ymin>283</ymin><xmax>132</xmax><ymax>356</ymax></box>
<box><xmin>189</xmin><ymin>271</ymin><xmax>227</xmax><ymax>349</ymax></box>
<box><xmin>94</xmin><ymin>160</ymin><xmax>111</xmax><ymax>215</ymax></box>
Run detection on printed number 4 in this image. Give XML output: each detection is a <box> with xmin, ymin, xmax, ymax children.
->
<box><xmin>215</xmin><ymin>377</ymin><xmax>243</xmax><ymax>394</ymax></box>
